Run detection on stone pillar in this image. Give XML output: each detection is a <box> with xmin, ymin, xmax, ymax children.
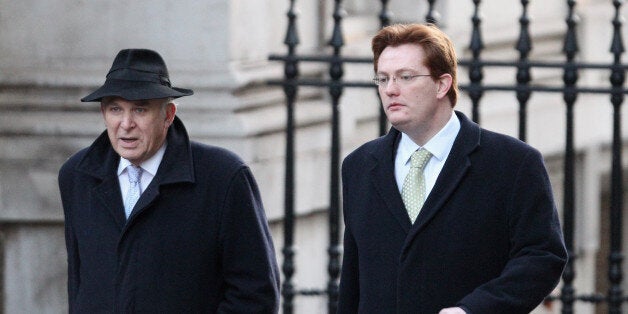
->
<box><xmin>0</xmin><ymin>0</ymin><xmax>313</xmax><ymax>312</ymax></box>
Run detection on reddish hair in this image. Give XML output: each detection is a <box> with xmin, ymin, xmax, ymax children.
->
<box><xmin>372</xmin><ymin>23</ymin><xmax>458</xmax><ymax>105</ymax></box>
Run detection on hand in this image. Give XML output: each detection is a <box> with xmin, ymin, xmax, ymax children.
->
<box><xmin>439</xmin><ymin>307</ymin><xmax>467</xmax><ymax>314</ymax></box>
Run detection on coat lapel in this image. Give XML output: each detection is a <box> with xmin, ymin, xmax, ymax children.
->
<box><xmin>401</xmin><ymin>112</ymin><xmax>482</xmax><ymax>257</ymax></box>
<box><xmin>75</xmin><ymin>131</ymin><xmax>127</xmax><ymax>230</ymax></box>
<box><xmin>369</xmin><ymin>128</ymin><xmax>413</xmax><ymax>233</ymax></box>
<box><xmin>75</xmin><ymin>116</ymin><xmax>195</xmax><ymax>233</ymax></box>
<box><xmin>124</xmin><ymin>116</ymin><xmax>195</xmax><ymax>227</ymax></box>
<box><xmin>93</xmin><ymin>175</ymin><xmax>127</xmax><ymax>230</ymax></box>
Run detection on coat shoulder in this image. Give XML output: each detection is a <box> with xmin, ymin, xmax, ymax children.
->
<box><xmin>190</xmin><ymin>141</ymin><xmax>247</xmax><ymax>172</ymax></box>
<box><xmin>478</xmin><ymin>128</ymin><xmax>542</xmax><ymax>161</ymax></box>
<box><xmin>59</xmin><ymin>147</ymin><xmax>90</xmax><ymax>178</ymax></box>
<box><xmin>344</xmin><ymin>133</ymin><xmax>392</xmax><ymax>166</ymax></box>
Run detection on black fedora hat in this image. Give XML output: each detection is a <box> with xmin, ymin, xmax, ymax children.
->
<box><xmin>81</xmin><ymin>49</ymin><xmax>193</xmax><ymax>102</ymax></box>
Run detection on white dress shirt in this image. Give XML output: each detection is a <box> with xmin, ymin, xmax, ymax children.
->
<box><xmin>117</xmin><ymin>143</ymin><xmax>167</xmax><ymax>211</ymax></box>
<box><xmin>394</xmin><ymin>113</ymin><xmax>461</xmax><ymax>198</ymax></box>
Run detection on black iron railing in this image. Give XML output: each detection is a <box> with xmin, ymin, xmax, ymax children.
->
<box><xmin>269</xmin><ymin>1</ymin><xmax>627</xmax><ymax>313</ymax></box>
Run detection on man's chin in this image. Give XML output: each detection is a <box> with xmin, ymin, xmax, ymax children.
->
<box><xmin>387</xmin><ymin>119</ymin><xmax>408</xmax><ymax>130</ymax></box>
<box><xmin>116</xmin><ymin>149</ymin><xmax>142</xmax><ymax>164</ymax></box>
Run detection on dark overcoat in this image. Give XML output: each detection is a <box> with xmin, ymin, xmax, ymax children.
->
<box><xmin>59</xmin><ymin>116</ymin><xmax>280</xmax><ymax>313</ymax></box>
<box><xmin>338</xmin><ymin>111</ymin><xmax>567</xmax><ymax>314</ymax></box>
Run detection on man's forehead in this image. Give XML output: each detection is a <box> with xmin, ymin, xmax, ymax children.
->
<box><xmin>377</xmin><ymin>45</ymin><xmax>426</xmax><ymax>68</ymax></box>
<box><xmin>102</xmin><ymin>97</ymin><xmax>163</xmax><ymax>106</ymax></box>
<box><xmin>376</xmin><ymin>67</ymin><xmax>423</xmax><ymax>75</ymax></box>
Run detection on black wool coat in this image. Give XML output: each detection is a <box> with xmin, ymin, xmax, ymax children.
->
<box><xmin>338</xmin><ymin>111</ymin><xmax>567</xmax><ymax>314</ymax></box>
<box><xmin>59</xmin><ymin>116</ymin><xmax>280</xmax><ymax>313</ymax></box>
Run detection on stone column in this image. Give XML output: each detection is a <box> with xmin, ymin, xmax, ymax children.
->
<box><xmin>0</xmin><ymin>0</ymin><xmax>312</xmax><ymax>312</ymax></box>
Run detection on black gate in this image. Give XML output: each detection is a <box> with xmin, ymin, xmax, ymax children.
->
<box><xmin>269</xmin><ymin>1</ymin><xmax>628</xmax><ymax>313</ymax></box>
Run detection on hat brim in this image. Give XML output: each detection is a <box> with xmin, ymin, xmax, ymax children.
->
<box><xmin>81</xmin><ymin>79</ymin><xmax>194</xmax><ymax>102</ymax></box>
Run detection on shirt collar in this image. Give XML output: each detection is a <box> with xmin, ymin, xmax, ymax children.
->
<box><xmin>117</xmin><ymin>141</ymin><xmax>168</xmax><ymax>176</ymax></box>
<box><xmin>399</xmin><ymin>112</ymin><xmax>460</xmax><ymax>164</ymax></box>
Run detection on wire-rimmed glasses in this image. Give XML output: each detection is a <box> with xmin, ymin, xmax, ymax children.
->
<box><xmin>372</xmin><ymin>74</ymin><xmax>431</xmax><ymax>87</ymax></box>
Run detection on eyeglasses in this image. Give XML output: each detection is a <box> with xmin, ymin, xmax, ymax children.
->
<box><xmin>372</xmin><ymin>74</ymin><xmax>431</xmax><ymax>86</ymax></box>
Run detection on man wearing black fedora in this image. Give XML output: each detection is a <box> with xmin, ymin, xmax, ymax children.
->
<box><xmin>58</xmin><ymin>49</ymin><xmax>280</xmax><ymax>313</ymax></box>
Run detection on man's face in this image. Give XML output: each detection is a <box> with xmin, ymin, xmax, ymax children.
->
<box><xmin>376</xmin><ymin>43</ymin><xmax>450</xmax><ymax>143</ymax></box>
<box><xmin>101</xmin><ymin>97</ymin><xmax>176</xmax><ymax>165</ymax></box>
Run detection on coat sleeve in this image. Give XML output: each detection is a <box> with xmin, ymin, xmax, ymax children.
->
<box><xmin>338</xmin><ymin>225</ymin><xmax>360</xmax><ymax>313</ymax></box>
<box><xmin>217</xmin><ymin>166</ymin><xmax>280</xmax><ymax>313</ymax></box>
<box><xmin>58</xmin><ymin>163</ymin><xmax>81</xmax><ymax>314</ymax></box>
<box><xmin>337</xmin><ymin>162</ymin><xmax>360</xmax><ymax>313</ymax></box>
<box><xmin>458</xmin><ymin>149</ymin><xmax>568</xmax><ymax>313</ymax></box>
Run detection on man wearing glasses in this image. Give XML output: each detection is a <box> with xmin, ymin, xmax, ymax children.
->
<box><xmin>338</xmin><ymin>23</ymin><xmax>567</xmax><ymax>313</ymax></box>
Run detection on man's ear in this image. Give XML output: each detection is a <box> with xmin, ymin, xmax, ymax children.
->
<box><xmin>165</xmin><ymin>102</ymin><xmax>177</xmax><ymax>125</ymax></box>
<box><xmin>436</xmin><ymin>73</ymin><xmax>453</xmax><ymax>100</ymax></box>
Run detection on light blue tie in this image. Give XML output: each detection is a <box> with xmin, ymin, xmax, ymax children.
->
<box><xmin>125</xmin><ymin>165</ymin><xmax>142</xmax><ymax>218</ymax></box>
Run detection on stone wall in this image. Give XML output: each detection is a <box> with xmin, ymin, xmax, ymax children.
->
<box><xmin>1</xmin><ymin>1</ymin><xmax>627</xmax><ymax>313</ymax></box>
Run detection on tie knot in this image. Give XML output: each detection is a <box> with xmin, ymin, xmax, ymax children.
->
<box><xmin>127</xmin><ymin>165</ymin><xmax>142</xmax><ymax>183</ymax></box>
<box><xmin>410</xmin><ymin>148</ymin><xmax>432</xmax><ymax>170</ymax></box>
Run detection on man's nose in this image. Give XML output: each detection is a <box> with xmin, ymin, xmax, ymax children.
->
<box><xmin>384</xmin><ymin>79</ymin><xmax>401</xmax><ymax>95</ymax></box>
<box><xmin>120</xmin><ymin>112</ymin><xmax>135</xmax><ymax>129</ymax></box>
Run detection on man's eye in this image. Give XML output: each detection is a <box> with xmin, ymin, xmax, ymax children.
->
<box><xmin>376</xmin><ymin>77</ymin><xmax>388</xmax><ymax>84</ymax></box>
<box><xmin>400</xmin><ymin>75</ymin><xmax>413</xmax><ymax>81</ymax></box>
<box><xmin>110</xmin><ymin>106</ymin><xmax>121</xmax><ymax>112</ymax></box>
<box><xmin>135</xmin><ymin>108</ymin><xmax>146</xmax><ymax>113</ymax></box>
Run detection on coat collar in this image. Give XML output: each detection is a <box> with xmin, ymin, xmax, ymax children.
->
<box><xmin>73</xmin><ymin>116</ymin><xmax>195</xmax><ymax>228</ymax></box>
<box><xmin>400</xmin><ymin>111</ymin><xmax>482</xmax><ymax>258</ymax></box>
<box><xmin>74</xmin><ymin>116</ymin><xmax>193</xmax><ymax>181</ymax></box>
<box><xmin>367</xmin><ymin>124</ymin><xmax>412</xmax><ymax>232</ymax></box>
<box><xmin>365</xmin><ymin>111</ymin><xmax>482</xmax><ymax>253</ymax></box>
